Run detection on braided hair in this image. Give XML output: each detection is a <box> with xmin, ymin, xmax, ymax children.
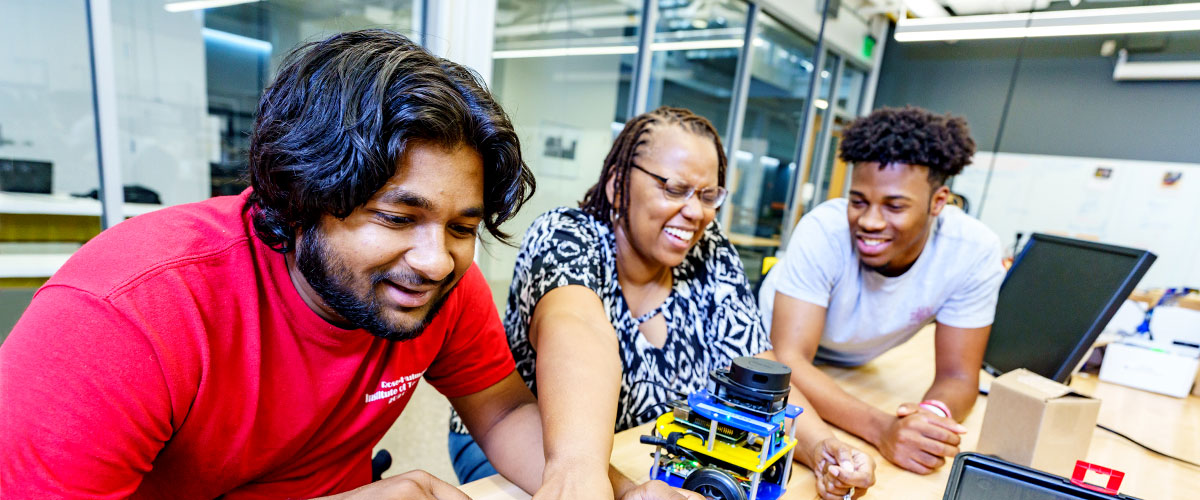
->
<box><xmin>580</xmin><ymin>106</ymin><xmax>726</xmax><ymax>231</ymax></box>
<box><xmin>839</xmin><ymin>106</ymin><xmax>975</xmax><ymax>187</ymax></box>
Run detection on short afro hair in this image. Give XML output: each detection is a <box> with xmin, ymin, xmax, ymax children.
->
<box><xmin>839</xmin><ymin>106</ymin><xmax>976</xmax><ymax>187</ymax></box>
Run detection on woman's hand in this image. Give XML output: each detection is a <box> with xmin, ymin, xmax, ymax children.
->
<box><xmin>810</xmin><ymin>438</ymin><xmax>875</xmax><ymax>500</ymax></box>
<box><xmin>618</xmin><ymin>480</ymin><xmax>704</xmax><ymax>500</ymax></box>
<box><xmin>531</xmin><ymin>468</ymin><xmax>615</xmax><ymax>500</ymax></box>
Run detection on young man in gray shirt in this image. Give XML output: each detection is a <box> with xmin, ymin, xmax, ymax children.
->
<box><xmin>760</xmin><ymin>106</ymin><xmax>1005</xmax><ymax>475</ymax></box>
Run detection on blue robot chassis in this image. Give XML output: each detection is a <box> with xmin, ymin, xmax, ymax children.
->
<box><xmin>641</xmin><ymin>357</ymin><xmax>803</xmax><ymax>500</ymax></box>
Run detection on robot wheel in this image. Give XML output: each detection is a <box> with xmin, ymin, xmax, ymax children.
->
<box><xmin>681</xmin><ymin>467</ymin><xmax>747</xmax><ymax>500</ymax></box>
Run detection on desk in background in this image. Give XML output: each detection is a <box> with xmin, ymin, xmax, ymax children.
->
<box><xmin>461</xmin><ymin>325</ymin><xmax>1200</xmax><ymax>499</ymax></box>
<box><xmin>0</xmin><ymin>192</ymin><xmax>165</xmax><ymax>280</ymax></box>
<box><xmin>726</xmin><ymin>233</ymin><xmax>781</xmax><ymax>291</ymax></box>
<box><xmin>1129</xmin><ymin>288</ymin><xmax>1200</xmax><ymax>312</ymax></box>
<box><xmin>727</xmin><ymin>233</ymin><xmax>781</xmax><ymax>249</ymax></box>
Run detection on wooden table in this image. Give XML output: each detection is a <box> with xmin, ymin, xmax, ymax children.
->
<box><xmin>727</xmin><ymin>232</ymin><xmax>782</xmax><ymax>248</ymax></box>
<box><xmin>461</xmin><ymin>326</ymin><xmax>1200</xmax><ymax>499</ymax></box>
<box><xmin>1129</xmin><ymin>288</ymin><xmax>1200</xmax><ymax>312</ymax></box>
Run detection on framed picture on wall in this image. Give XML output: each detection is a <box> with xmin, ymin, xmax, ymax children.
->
<box><xmin>537</xmin><ymin>121</ymin><xmax>582</xmax><ymax>179</ymax></box>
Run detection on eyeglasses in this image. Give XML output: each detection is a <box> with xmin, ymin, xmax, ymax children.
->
<box><xmin>631</xmin><ymin>164</ymin><xmax>728</xmax><ymax>209</ymax></box>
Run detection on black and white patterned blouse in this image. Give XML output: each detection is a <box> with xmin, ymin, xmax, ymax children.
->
<box><xmin>450</xmin><ymin>207</ymin><xmax>770</xmax><ymax>435</ymax></box>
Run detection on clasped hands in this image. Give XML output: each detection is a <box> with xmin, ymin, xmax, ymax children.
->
<box><xmin>877</xmin><ymin>402</ymin><xmax>967</xmax><ymax>475</ymax></box>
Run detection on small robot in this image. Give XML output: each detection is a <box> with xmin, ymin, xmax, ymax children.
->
<box><xmin>640</xmin><ymin>357</ymin><xmax>802</xmax><ymax>500</ymax></box>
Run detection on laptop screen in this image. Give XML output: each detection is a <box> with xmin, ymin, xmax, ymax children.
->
<box><xmin>955</xmin><ymin>463</ymin><xmax>1080</xmax><ymax>499</ymax></box>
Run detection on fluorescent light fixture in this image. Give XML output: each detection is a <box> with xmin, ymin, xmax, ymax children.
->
<box><xmin>164</xmin><ymin>0</ymin><xmax>260</xmax><ymax>13</ymax></box>
<box><xmin>1113</xmin><ymin>49</ymin><xmax>1200</xmax><ymax>81</ymax></box>
<box><xmin>203</xmin><ymin>28</ymin><xmax>271</xmax><ymax>53</ymax></box>
<box><xmin>814</xmin><ymin>99</ymin><xmax>829</xmax><ymax>110</ymax></box>
<box><xmin>895</xmin><ymin>3</ymin><xmax>1200</xmax><ymax>42</ymax></box>
<box><xmin>494</xmin><ymin>45</ymin><xmax>637</xmax><ymax>59</ymax></box>
<box><xmin>494</xmin><ymin>38</ymin><xmax>744</xmax><ymax>59</ymax></box>
<box><xmin>652</xmin><ymin>38</ymin><xmax>744</xmax><ymax>51</ymax></box>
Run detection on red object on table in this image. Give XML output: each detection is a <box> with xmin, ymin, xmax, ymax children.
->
<box><xmin>1070</xmin><ymin>460</ymin><xmax>1125</xmax><ymax>495</ymax></box>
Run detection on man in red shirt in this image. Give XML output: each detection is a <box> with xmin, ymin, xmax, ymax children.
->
<box><xmin>0</xmin><ymin>30</ymin><xmax>695</xmax><ymax>500</ymax></box>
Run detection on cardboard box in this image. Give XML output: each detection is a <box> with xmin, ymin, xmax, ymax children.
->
<box><xmin>977</xmin><ymin>369</ymin><xmax>1101</xmax><ymax>477</ymax></box>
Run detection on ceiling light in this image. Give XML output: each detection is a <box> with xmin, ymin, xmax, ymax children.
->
<box><xmin>494</xmin><ymin>39</ymin><xmax>744</xmax><ymax>59</ymax></box>
<box><xmin>493</xmin><ymin>46</ymin><xmax>638</xmax><ymax>59</ymax></box>
<box><xmin>164</xmin><ymin>0</ymin><xmax>261</xmax><ymax>13</ymax></box>
<box><xmin>895</xmin><ymin>3</ymin><xmax>1200</xmax><ymax>42</ymax></box>
<box><xmin>652</xmin><ymin>39</ymin><xmax>744</xmax><ymax>51</ymax></box>
<box><xmin>203</xmin><ymin>28</ymin><xmax>271</xmax><ymax>53</ymax></box>
<box><xmin>1113</xmin><ymin>49</ymin><xmax>1200</xmax><ymax>81</ymax></box>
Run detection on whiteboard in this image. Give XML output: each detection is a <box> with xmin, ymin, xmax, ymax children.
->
<box><xmin>952</xmin><ymin>152</ymin><xmax>1200</xmax><ymax>289</ymax></box>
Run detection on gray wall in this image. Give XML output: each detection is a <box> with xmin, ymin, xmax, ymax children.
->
<box><xmin>874</xmin><ymin>30</ymin><xmax>1200</xmax><ymax>164</ymax></box>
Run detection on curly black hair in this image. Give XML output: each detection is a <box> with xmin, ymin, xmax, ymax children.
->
<box><xmin>580</xmin><ymin>106</ymin><xmax>726</xmax><ymax>231</ymax></box>
<box><xmin>246</xmin><ymin>29</ymin><xmax>534</xmax><ymax>252</ymax></box>
<box><xmin>838</xmin><ymin>106</ymin><xmax>976</xmax><ymax>187</ymax></box>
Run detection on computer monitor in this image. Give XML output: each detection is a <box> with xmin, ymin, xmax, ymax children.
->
<box><xmin>983</xmin><ymin>233</ymin><xmax>1156</xmax><ymax>383</ymax></box>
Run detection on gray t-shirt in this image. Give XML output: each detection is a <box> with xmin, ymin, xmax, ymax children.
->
<box><xmin>759</xmin><ymin>198</ymin><xmax>1005</xmax><ymax>366</ymax></box>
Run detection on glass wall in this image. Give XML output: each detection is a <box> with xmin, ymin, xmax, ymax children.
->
<box><xmin>722</xmin><ymin>11</ymin><xmax>816</xmax><ymax>279</ymax></box>
<box><xmin>116</xmin><ymin>0</ymin><xmax>418</xmax><ymax>203</ymax></box>
<box><xmin>1</xmin><ymin>1</ymin><xmax>103</xmax><ymax>283</ymax></box>
<box><xmin>646</xmin><ymin>0</ymin><xmax>749</xmax><ymax>139</ymax></box>
<box><xmin>838</xmin><ymin>65</ymin><xmax>866</xmax><ymax>115</ymax></box>
<box><xmin>0</xmin><ymin>0</ymin><xmax>419</xmax><ymax>302</ymax></box>
<box><xmin>805</xmin><ymin>56</ymin><xmax>868</xmax><ymax>212</ymax></box>
<box><xmin>796</xmin><ymin>53</ymin><xmax>841</xmax><ymax>215</ymax></box>
<box><xmin>2</xmin><ymin>0</ymin><xmax>872</xmax><ymax>304</ymax></box>
<box><xmin>480</xmin><ymin>0</ymin><xmax>873</xmax><ymax>297</ymax></box>
<box><xmin>479</xmin><ymin>0</ymin><xmax>641</xmax><ymax>296</ymax></box>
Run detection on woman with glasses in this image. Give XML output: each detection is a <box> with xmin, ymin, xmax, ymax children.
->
<box><xmin>448</xmin><ymin>107</ymin><xmax>873</xmax><ymax>499</ymax></box>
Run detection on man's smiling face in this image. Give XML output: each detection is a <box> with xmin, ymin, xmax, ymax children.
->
<box><xmin>289</xmin><ymin>140</ymin><xmax>484</xmax><ymax>341</ymax></box>
<box><xmin>846</xmin><ymin>162</ymin><xmax>948</xmax><ymax>277</ymax></box>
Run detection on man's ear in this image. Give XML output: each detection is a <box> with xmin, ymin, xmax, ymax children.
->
<box><xmin>929</xmin><ymin>184</ymin><xmax>951</xmax><ymax>216</ymax></box>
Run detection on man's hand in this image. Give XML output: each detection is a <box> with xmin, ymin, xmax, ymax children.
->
<box><xmin>810</xmin><ymin>438</ymin><xmax>875</xmax><ymax>500</ymax></box>
<box><xmin>618</xmin><ymin>480</ymin><xmax>704</xmax><ymax>500</ymax></box>
<box><xmin>877</xmin><ymin>403</ymin><xmax>967</xmax><ymax>474</ymax></box>
<box><xmin>316</xmin><ymin>470</ymin><xmax>469</xmax><ymax>500</ymax></box>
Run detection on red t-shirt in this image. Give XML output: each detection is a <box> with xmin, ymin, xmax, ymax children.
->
<box><xmin>0</xmin><ymin>191</ymin><xmax>515</xmax><ymax>499</ymax></box>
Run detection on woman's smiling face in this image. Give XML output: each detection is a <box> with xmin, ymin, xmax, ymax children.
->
<box><xmin>616</xmin><ymin>125</ymin><xmax>721</xmax><ymax>269</ymax></box>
